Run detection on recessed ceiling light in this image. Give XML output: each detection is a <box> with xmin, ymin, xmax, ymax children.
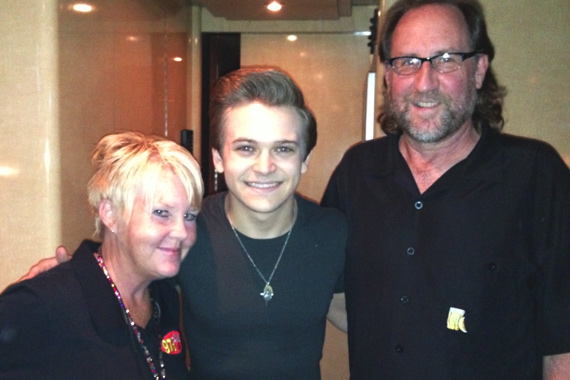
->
<box><xmin>287</xmin><ymin>35</ymin><xmax>297</xmax><ymax>42</ymax></box>
<box><xmin>72</xmin><ymin>3</ymin><xmax>93</xmax><ymax>13</ymax></box>
<box><xmin>266</xmin><ymin>1</ymin><xmax>283</xmax><ymax>12</ymax></box>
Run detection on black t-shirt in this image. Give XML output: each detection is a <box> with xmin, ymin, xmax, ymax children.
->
<box><xmin>177</xmin><ymin>193</ymin><xmax>346</xmax><ymax>380</ymax></box>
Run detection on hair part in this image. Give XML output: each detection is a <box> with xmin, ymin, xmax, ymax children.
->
<box><xmin>377</xmin><ymin>0</ymin><xmax>507</xmax><ymax>134</ymax></box>
<box><xmin>209</xmin><ymin>67</ymin><xmax>317</xmax><ymax>160</ymax></box>
<box><xmin>88</xmin><ymin>132</ymin><xmax>204</xmax><ymax>238</ymax></box>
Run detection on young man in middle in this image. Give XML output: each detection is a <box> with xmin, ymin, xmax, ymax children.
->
<box><xmin>177</xmin><ymin>67</ymin><xmax>347</xmax><ymax>380</ymax></box>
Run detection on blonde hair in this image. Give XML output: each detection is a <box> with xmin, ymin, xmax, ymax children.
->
<box><xmin>88</xmin><ymin>132</ymin><xmax>203</xmax><ymax>237</ymax></box>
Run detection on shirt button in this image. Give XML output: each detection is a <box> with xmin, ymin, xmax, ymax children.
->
<box><xmin>395</xmin><ymin>345</ymin><xmax>404</xmax><ymax>353</ymax></box>
<box><xmin>406</xmin><ymin>247</ymin><xmax>415</xmax><ymax>256</ymax></box>
<box><xmin>414</xmin><ymin>201</ymin><xmax>423</xmax><ymax>210</ymax></box>
<box><xmin>400</xmin><ymin>296</ymin><xmax>409</xmax><ymax>304</ymax></box>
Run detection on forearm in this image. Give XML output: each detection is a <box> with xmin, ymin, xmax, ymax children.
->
<box><xmin>326</xmin><ymin>292</ymin><xmax>347</xmax><ymax>332</ymax></box>
<box><xmin>544</xmin><ymin>353</ymin><xmax>570</xmax><ymax>379</ymax></box>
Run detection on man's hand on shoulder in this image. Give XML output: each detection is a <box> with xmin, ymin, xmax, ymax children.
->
<box><xmin>18</xmin><ymin>245</ymin><xmax>72</xmax><ymax>282</ymax></box>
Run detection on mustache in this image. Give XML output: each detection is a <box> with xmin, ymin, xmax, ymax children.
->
<box><xmin>404</xmin><ymin>90</ymin><xmax>447</xmax><ymax>104</ymax></box>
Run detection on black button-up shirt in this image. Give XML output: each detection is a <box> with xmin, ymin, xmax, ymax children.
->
<box><xmin>322</xmin><ymin>125</ymin><xmax>570</xmax><ymax>380</ymax></box>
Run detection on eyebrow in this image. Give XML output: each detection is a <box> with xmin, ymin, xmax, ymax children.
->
<box><xmin>231</xmin><ymin>138</ymin><xmax>300</xmax><ymax>145</ymax></box>
<box><xmin>394</xmin><ymin>48</ymin><xmax>464</xmax><ymax>58</ymax></box>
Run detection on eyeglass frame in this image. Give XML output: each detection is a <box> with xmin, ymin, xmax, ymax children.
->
<box><xmin>387</xmin><ymin>51</ymin><xmax>478</xmax><ymax>75</ymax></box>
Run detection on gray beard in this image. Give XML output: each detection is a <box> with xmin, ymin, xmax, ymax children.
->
<box><xmin>385</xmin><ymin>80</ymin><xmax>478</xmax><ymax>143</ymax></box>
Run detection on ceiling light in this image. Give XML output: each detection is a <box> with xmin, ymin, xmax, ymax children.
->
<box><xmin>287</xmin><ymin>35</ymin><xmax>297</xmax><ymax>42</ymax></box>
<box><xmin>71</xmin><ymin>3</ymin><xmax>93</xmax><ymax>13</ymax></box>
<box><xmin>266</xmin><ymin>1</ymin><xmax>283</xmax><ymax>12</ymax></box>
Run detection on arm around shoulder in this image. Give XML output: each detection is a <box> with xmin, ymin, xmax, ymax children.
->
<box><xmin>17</xmin><ymin>245</ymin><xmax>72</xmax><ymax>282</ymax></box>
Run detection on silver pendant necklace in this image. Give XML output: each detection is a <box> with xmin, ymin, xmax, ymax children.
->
<box><xmin>230</xmin><ymin>224</ymin><xmax>293</xmax><ymax>304</ymax></box>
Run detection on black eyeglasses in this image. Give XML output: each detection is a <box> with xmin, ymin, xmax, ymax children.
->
<box><xmin>388</xmin><ymin>51</ymin><xmax>478</xmax><ymax>75</ymax></box>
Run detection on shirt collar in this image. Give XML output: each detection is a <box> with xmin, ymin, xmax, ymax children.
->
<box><xmin>377</xmin><ymin>123</ymin><xmax>505</xmax><ymax>184</ymax></box>
<box><xmin>459</xmin><ymin>123</ymin><xmax>504</xmax><ymax>183</ymax></box>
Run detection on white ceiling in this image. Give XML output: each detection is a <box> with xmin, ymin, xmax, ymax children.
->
<box><xmin>188</xmin><ymin>0</ymin><xmax>378</xmax><ymax>20</ymax></box>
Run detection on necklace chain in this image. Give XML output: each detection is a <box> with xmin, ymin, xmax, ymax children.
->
<box><xmin>230</xmin><ymin>224</ymin><xmax>293</xmax><ymax>304</ymax></box>
<box><xmin>96</xmin><ymin>251</ymin><xmax>166</xmax><ymax>380</ymax></box>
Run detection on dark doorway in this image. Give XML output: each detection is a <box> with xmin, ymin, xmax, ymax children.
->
<box><xmin>200</xmin><ymin>33</ymin><xmax>240</xmax><ymax>195</ymax></box>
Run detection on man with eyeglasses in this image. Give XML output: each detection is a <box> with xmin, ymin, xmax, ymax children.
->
<box><xmin>322</xmin><ymin>0</ymin><xmax>570</xmax><ymax>379</ymax></box>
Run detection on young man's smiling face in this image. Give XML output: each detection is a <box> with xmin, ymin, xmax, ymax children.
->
<box><xmin>212</xmin><ymin>101</ymin><xmax>309</xmax><ymax>219</ymax></box>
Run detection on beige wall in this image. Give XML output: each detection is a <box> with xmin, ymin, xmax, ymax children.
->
<box><xmin>1</xmin><ymin>0</ymin><xmax>61</xmax><ymax>288</ymax></box>
<box><xmin>483</xmin><ymin>0</ymin><xmax>570</xmax><ymax>165</ymax></box>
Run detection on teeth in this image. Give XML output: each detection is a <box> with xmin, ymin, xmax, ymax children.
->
<box><xmin>417</xmin><ymin>101</ymin><xmax>437</xmax><ymax>108</ymax></box>
<box><xmin>247</xmin><ymin>182</ymin><xmax>279</xmax><ymax>189</ymax></box>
